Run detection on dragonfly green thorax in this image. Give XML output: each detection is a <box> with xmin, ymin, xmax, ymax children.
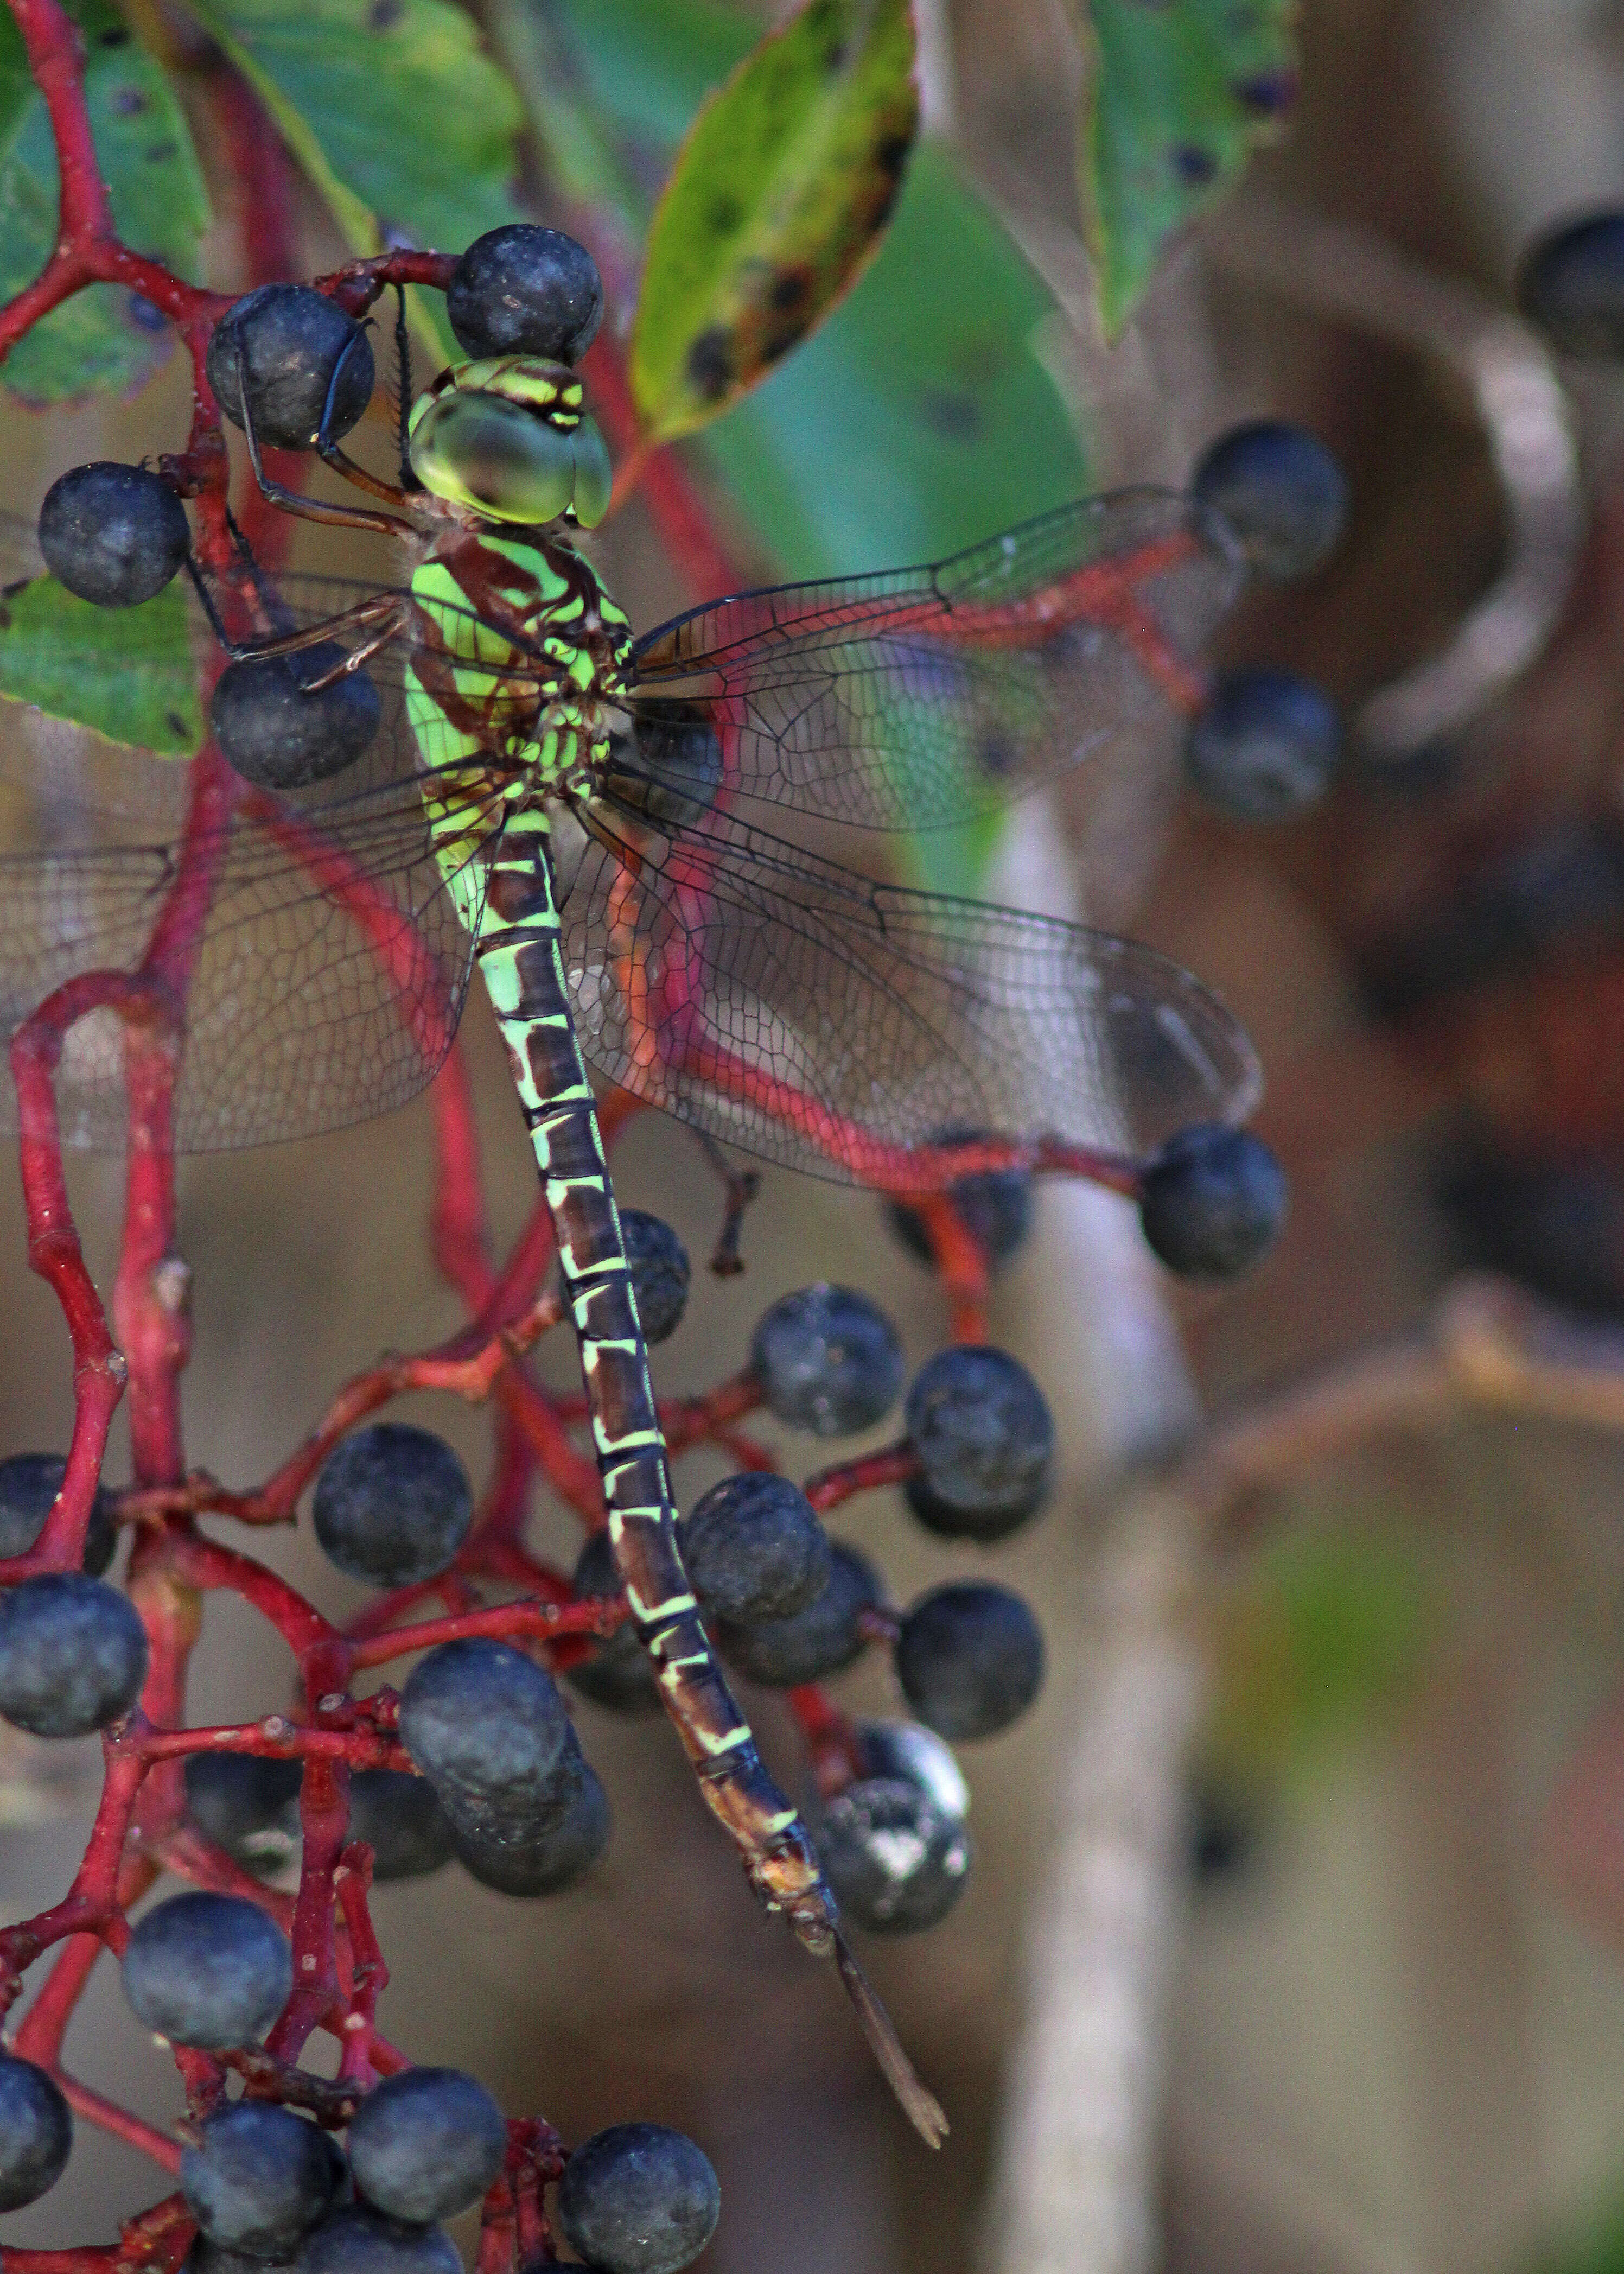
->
<box><xmin>407</xmin><ymin>355</ymin><xmax>614</xmax><ymax>529</ymax></box>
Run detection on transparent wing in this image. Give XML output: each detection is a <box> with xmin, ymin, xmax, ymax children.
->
<box><xmin>0</xmin><ymin>684</ymin><xmax>498</xmax><ymax>1153</ymax></box>
<box><xmin>558</xmin><ymin>792</ymin><xmax>1261</xmax><ymax>1185</ymax></box>
<box><xmin>623</xmin><ymin>489</ymin><xmax>1245</xmax><ymax>833</ymax></box>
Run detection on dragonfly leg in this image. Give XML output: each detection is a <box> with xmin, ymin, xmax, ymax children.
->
<box><xmin>184</xmin><ymin>558</ymin><xmax>410</xmax><ymax>670</ymax></box>
<box><xmin>311</xmin><ymin>313</ymin><xmax>425</xmax><ymax>510</ymax></box>
<box><xmin>232</xmin><ymin>334</ymin><xmax>421</xmax><ymax>539</ymax></box>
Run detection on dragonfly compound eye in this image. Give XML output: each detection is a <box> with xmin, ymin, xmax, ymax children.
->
<box><xmin>409</xmin><ymin>386</ymin><xmax>610</xmax><ymax>526</ymax></box>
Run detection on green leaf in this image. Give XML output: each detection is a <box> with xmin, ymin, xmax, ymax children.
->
<box><xmin>1078</xmin><ymin>0</ymin><xmax>1298</xmax><ymax>337</ymax></box>
<box><xmin>178</xmin><ymin>0</ymin><xmax>525</xmax><ymax>357</ymax></box>
<box><xmin>0</xmin><ymin>577</ymin><xmax>202</xmax><ymax>756</ymax></box>
<box><xmin>629</xmin><ymin>0</ymin><xmax>917</xmax><ymax>442</ymax></box>
<box><xmin>0</xmin><ymin>0</ymin><xmax>209</xmax><ymax>403</ymax></box>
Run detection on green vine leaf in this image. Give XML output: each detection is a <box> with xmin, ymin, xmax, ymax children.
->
<box><xmin>1077</xmin><ymin>0</ymin><xmax>1298</xmax><ymax>338</ymax></box>
<box><xmin>0</xmin><ymin>0</ymin><xmax>209</xmax><ymax>404</ymax></box>
<box><xmin>177</xmin><ymin>0</ymin><xmax>526</xmax><ymax>359</ymax></box>
<box><xmin>0</xmin><ymin>577</ymin><xmax>202</xmax><ymax>757</ymax></box>
<box><xmin>629</xmin><ymin>0</ymin><xmax>918</xmax><ymax>443</ymax></box>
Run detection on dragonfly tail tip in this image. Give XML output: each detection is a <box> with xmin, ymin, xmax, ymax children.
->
<box><xmin>832</xmin><ymin>1928</ymin><xmax>948</xmax><ymax>2149</ymax></box>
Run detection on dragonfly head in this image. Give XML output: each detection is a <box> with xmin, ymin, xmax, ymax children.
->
<box><xmin>407</xmin><ymin>356</ymin><xmax>613</xmax><ymax>529</ymax></box>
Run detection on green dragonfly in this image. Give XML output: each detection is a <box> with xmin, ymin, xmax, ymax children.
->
<box><xmin>0</xmin><ymin>312</ymin><xmax>1258</xmax><ymax>2142</ymax></box>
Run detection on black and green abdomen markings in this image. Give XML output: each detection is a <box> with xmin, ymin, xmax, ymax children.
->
<box><xmin>472</xmin><ymin>816</ymin><xmax>837</xmax><ymax>1941</ymax></box>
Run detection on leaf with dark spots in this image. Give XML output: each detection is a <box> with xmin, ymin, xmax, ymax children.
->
<box><xmin>0</xmin><ymin>0</ymin><xmax>208</xmax><ymax>402</ymax></box>
<box><xmin>629</xmin><ymin>0</ymin><xmax>919</xmax><ymax>442</ymax></box>
<box><xmin>1073</xmin><ymin>0</ymin><xmax>1298</xmax><ymax>336</ymax></box>
<box><xmin>0</xmin><ymin>577</ymin><xmax>202</xmax><ymax>757</ymax></box>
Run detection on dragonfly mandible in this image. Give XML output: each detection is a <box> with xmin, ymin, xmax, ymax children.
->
<box><xmin>0</xmin><ymin>268</ymin><xmax>1260</xmax><ymax>2142</ymax></box>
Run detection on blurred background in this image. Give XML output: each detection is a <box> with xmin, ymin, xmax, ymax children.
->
<box><xmin>13</xmin><ymin>0</ymin><xmax>1624</xmax><ymax>2270</ymax></box>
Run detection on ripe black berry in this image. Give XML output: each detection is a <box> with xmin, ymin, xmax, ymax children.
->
<box><xmin>453</xmin><ymin>1745</ymin><xmax>609</xmax><ymax>1896</ymax></box>
<box><xmin>895</xmin><ymin>1581</ymin><xmax>1044</xmax><ymax>1741</ymax></box>
<box><xmin>564</xmin><ymin>1529</ymin><xmax>658</xmax><ymax>1716</ymax></box>
<box><xmin>1190</xmin><ymin>420</ymin><xmax>1348</xmax><ymax>581</ymax></box>
<box><xmin>1138</xmin><ymin>1123</ymin><xmax>1286</xmax><ymax>1280</ymax></box>
<box><xmin>184</xmin><ymin>1751</ymin><xmax>303</xmax><ymax>1875</ymax></box>
<box><xmin>886</xmin><ymin>1127</ymin><xmax>1033</xmax><ymax>1272</ymax></box>
<box><xmin>1184</xmin><ymin>668</ymin><xmax>1341</xmax><ymax>820</ymax></box>
<box><xmin>207</xmin><ymin>285</ymin><xmax>375</xmax><ymax>450</ymax></box>
<box><xmin>1517</xmin><ymin>211</ymin><xmax>1624</xmax><ymax>358</ymax></box>
<box><xmin>719</xmin><ymin>1540</ymin><xmax>880</xmax><ymax>1687</ymax></box>
<box><xmin>122</xmin><ymin>1891</ymin><xmax>292</xmax><ymax>2049</ymax></box>
<box><xmin>211</xmin><ymin>647</ymin><xmax>381</xmax><ymax>792</ymax></box>
<box><xmin>749</xmin><ymin>1284</ymin><xmax>903</xmax><ymax>1436</ymax></box>
<box><xmin>850</xmin><ymin>1717</ymin><xmax>969</xmax><ymax>1822</ymax></box>
<box><xmin>902</xmin><ymin>1345</ymin><xmax>1054</xmax><ymax>1542</ymax></box>
<box><xmin>346</xmin><ymin>2066</ymin><xmax>505</xmax><ymax>2224</ymax></box>
<box><xmin>0</xmin><ymin>1452</ymin><xmax>117</xmax><ymax>1574</ymax></box>
<box><xmin>38</xmin><ymin>461</ymin><xmax>189</xmax><ymax>608</ymax></box>
<box><xmin>297</xmin><ymin>2208</ymin><xmax>461</xmax><ymax>2274</ymax></box>
<box><xmin>312</xmin><ymin>1424</ymin><xmax>473</xmax><ymax>1589</ymax></box>
<box><xmin>0</xmin><ymin>1573</ymin><xmax>147</xmax><ymax>1736</ymax></box>
<box><xmin>348</xmin><ymin>1768</ymin><xmax>455</xmax><ymax>1881</ymax></box>
<box><xmin>399</xmin><ymin>1637</ymin><xmax>575</xmax><ymax>1840</ymax></box>
<box><xmin>0</xmin><ymin>2054</ymin><xmax>72</xmax><ymax>2211</ymax></box>
<box><xmin>181</xmin><ymin>2102</ymin><xmax>345</xmax><ymax>2257</ymax></box>
<box><xmin>614</xmin><ymin>703</ymin><xmax>724</xmax><ymax>829</ymax></box>
<box><xmin>621</xmin><ymin>1209</ymin><xmax>691</xmax><ymax>1344</ymax></box>
<box><xmin>811</xmin><ymin>1776</ymin><xmax>971</xmax><ymax>1933</ymax></box>
<box><xmin>446</xmin><ymin>226</ymin><xmax>604</xmax><ymax>365</ymax></box>
<box><xmin>683</xmin><ymin>1471</ymin><xmax>831</xmax><ymax>1623</ymax></box>
<box><xmin>556</xmin><ymin>2123</ymin><xmax>720</xmax><ymax>2274</ymax></box>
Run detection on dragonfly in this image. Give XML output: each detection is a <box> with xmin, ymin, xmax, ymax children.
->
<box><xmin>0</xmin><ymin>322</ymin><xmax>1259</xmax><ymax>2143</ymax></box>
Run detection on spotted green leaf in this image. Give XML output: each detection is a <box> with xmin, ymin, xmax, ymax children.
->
<box><xmin>629</xmin><ymin>0</ymin><xmax>918</xmax><ymax>443</ymax></box>
<box><xmin>0</xmin><ymin>0</ymin><xmax>208</xmax><ymax>404</ymax></box>
<box><xmin>1078</xmin><ymin>0</ymin><xmax>1298</xmax><ymax>338</ymax></box>
<box><xmin>176</xmin><ymin>0</ymin><xmax>526</xmax><ymax>360</ymax></box>
<box><xmin>0</xmin><ymin>577</ymin><xmax>202</xmax><ymax>757</ymax></box>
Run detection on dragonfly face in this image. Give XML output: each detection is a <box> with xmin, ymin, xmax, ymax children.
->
<box><xmin>406</xmin><ymin>355</ymin><xmax>614</xmax><ymax>529</ymax></box>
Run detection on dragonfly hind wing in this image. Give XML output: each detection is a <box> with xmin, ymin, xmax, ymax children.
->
<box><xmin>559</xmin><ymin>798</ymin><xmax>1260</xmax><ymax>1186</ymax></box>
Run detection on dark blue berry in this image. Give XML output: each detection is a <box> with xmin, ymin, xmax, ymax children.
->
<box><xmin>1190</xmin><ymin>421</ymin><xmax>1348</xmax><ymax>581</ymax></box>
<box><xmin>556</xmin><ymin>2124</ymin><xmax>720</xmax><ymax>2274</ymax></box>
<box><xmin>749</xmin><ymin>1284</ymin><xmax>903</xmax><ymax>1436</ymax></box>
<box><xmin>211</xmin><ymin>647</ymin><xmax>381</xmax><ymax>791</ymax></box>
<box><xmin>0</xmin><ymin>1452</ymin><xmax>117</xmax><ymax>1574</ymax></box>
<box><xmin>811</xmin><ymin>1776</ymin><xmax>971</xmax><ymax>1933</ymax></box>
<box><xmin>719</xmin><ymin>1540</ymin><xmax>880</xmax><ymax>1687</ymax></box>
<box><xmin>619</xmin><ymin>1210</ymin><xmax>691</xmax><ymax>1345</ymax></box>
<box><xmin>453</xmin><ymin>1752</ymin><xmax>609</xmax><ymax>1896</ymax></box>
<box><xmin>849</xmin><ymin>1718</ymin><xmax>969</xmax><ymax>1822</ymax></box>
<box><xmin>348</xmin><ymin>1769</ymin><xmax>455</xmax><ymax>1881</ymax></box>
<box><xmin>683</xmin><ymin>1471</ymin><xmax>831</xmax><ymax>1622</ymax></box>
<box><xmin>886</xmin><ymin>1127</ymin><xmax>1033</xmax><ymax>1272</ymax></box>
<box><xmin>181</xmin><ymin>2103</ymin><xmax>345</xmax><ymax>2257</ymax></box>
<box><xmin>184</xmin><ymin>1751</ymin><xmax>303</xmax><ymax>1875</ymax></box>
<box><xmin>296</xmin><ymin>2208</ymin><xmax>461</xmax><ymax>2274</ymax></box>
<box><xmin>895</xmin><ymin>1581</ymin><xmax>1044</xmax><ymax>1741</ymax></box>
<box><xmin>447</xmin><ymin>227</ymin><xmax>604</xmax><ymax>365</ymax></box>
<box><xmin>902</xmin><ymin>1345</ymin><xmax>1054</xmax><ymax>1542</ymax></box>
<box><xmin>399</xmin><ymin>1638</ymin><xmax>575</xmax><ymax>1841</ymax></box>
<box><xmin>564</xmin><ymin>1529</ymin><xmax>659</xmax><ymax>1716</ymax></box>
<box><xmin>0</xmin><ymin>2055</ymin><xmax>72</xmax><ymax>2211</ymax></box>
<box><xmin>346</xmin><ymin>2066</ymin><xmax>505</xmax><ymax>2224</ymax></box>
<box><xmin>313</xmin><ymin>1425</ymin><xmax>473</xmax><ymax>1589</ymax></box>
<box><xmin>1185</xmin><ymin>668</ymin><xmax>1341</xmax><ymax>820</ymax></box>
<box><xmin>0</xmin><ymin>1572</ymin><xmax>147</xmax><ymax>1736</ymax></box>
<box><xmin>1139</xmin><ymin>1123</ymin><xmax>1286</xmax><ymax>1280</ymax></box>
<box><xmin>614</xmin><ymin>703</ymin><xmax>724</xmax><ymax>829</ymax></box>
<box><xmin>208</xmin><ymin>285</ymin><xmax>374</xmax><ymax>450</ymax></box>
<box><xmin>122</xmin><ymin>1891</ymin><xmax>292</xmax><ymax>2049</ymax></box>
<box><xmin>38</xmin><ymin>461</ymin><xmax>189</xmax><ymax>607</ymax></box>
<box><xmin>1517</xmin><ymin>211</ymin><xmax>1624</xmax><ymax>358</ymax></box>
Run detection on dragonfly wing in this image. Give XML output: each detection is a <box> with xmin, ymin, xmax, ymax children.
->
<box><xmin>559</xmin><ymin>796</ymin><xmax>1260</xmax><ymax>1185</ymax></box>
<box><xmin>0</xmin><ymin>725</ymin><xmax>497</xmax><ymax>1152</ymax></box>
<box><xmin>622</xmin><ymin>490</ymin><xmax>1245</xmax><ymax>834</ymax></box>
